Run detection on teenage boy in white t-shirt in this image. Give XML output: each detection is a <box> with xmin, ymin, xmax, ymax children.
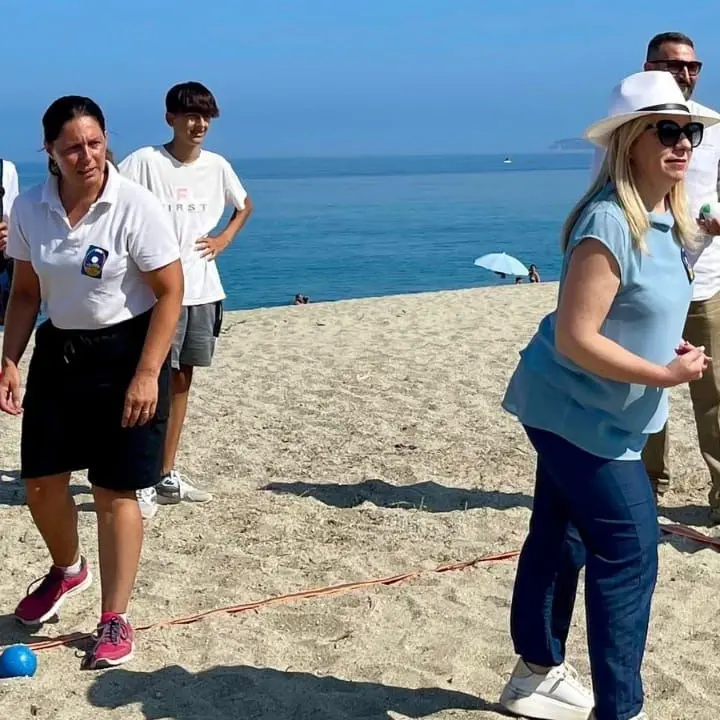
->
<box><xmin>119</xmin><ymin>82</ymin><xmax>253</xmax><ymax>519</ymax></box>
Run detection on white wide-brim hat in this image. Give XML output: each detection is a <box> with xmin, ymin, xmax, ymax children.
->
<box><xmin>584</xmin><ymin>70</ymin><xmax>720</xmax><ymax>147</ymax></box>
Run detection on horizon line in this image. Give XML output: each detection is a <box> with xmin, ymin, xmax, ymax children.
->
<box><xmin>8</xmin><ymin>149</ymin><xmax>594</xmax><ymax>166</ymax></box>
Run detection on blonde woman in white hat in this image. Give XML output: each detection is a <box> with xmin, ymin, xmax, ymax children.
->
<box><xmin>498</xmin><ymin>71</ymin><xmax>720</xmax><ymax>720</ymax></box>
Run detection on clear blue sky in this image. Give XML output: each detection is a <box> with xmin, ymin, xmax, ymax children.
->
<box><xmin>3</xmin><ymin>0</ymin><xmax>720</xmax><ymax>160</ymax></box>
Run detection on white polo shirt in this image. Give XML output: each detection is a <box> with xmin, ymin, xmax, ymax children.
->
<box><xmin>2</xmin><ymin>159</ymin><xmax>19</xmax><ymax>223</ymax></box>
<box><xmin>7</xmin><ymin>164</ymin><xmax>180</xmax><ymax>330</ymax></box>
<box><xmin>118</xmin><ymin>146</ymin><xmax>248</xmax><ymax>307</ymax></box>
<box><xmin>590</xmin><ymin>99</ymin><xmax>720</xmax><ymax>301</ymax></box>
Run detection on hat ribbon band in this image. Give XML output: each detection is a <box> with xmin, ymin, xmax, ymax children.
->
<box><xmin>637</xmin><ymin>102</ymin><xmax>689</xmax><ymax>113</ymax></box>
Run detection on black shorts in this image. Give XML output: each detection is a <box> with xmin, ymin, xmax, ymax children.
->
<box><xmin>21</xmin><ymin>310</ymin><xmax>170</xmax><ymax>491</ymax></box>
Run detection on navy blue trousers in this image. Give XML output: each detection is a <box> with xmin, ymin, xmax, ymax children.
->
<box><xmin>510</xmin><ymin>425</ymin><xmax>659</xmax><ymax>720</ymax></box>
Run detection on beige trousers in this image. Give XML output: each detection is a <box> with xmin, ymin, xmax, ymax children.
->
<box><xmin>642</xmin><ymin>291</ymin><xmax>720</xmax><ymax>510</ymax></box>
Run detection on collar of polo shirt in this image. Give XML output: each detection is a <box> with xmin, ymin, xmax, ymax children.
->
<box><xmin>41</xmin><ymin>162</ymin><xmax>120</xmax><ymax>214</ymax></box>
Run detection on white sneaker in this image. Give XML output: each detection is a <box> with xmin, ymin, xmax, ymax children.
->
<box><xmin>156</xmin><ymin>470</ymin><xmax>212</xmax><ymax>505</ymax></box>
<box><xmin>499</xmin><ymin>658</ymin><xmax>594</xmax><ymax>720</ymax></box>
<box><xmin>136</xmin><ymin>487</ymin><xmax>158</xmax><ymax>520</ymax></box>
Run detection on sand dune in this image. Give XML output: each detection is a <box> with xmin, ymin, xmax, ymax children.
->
<box><xmin>0</xmin><ymin>283</ymin><xmax>718</xmax><ymax>719</ymax></box>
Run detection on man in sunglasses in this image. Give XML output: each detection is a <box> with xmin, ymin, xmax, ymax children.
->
<box><xmin>593</xmin><ymin>31</ymin><xmax>720</xmax><ymax>523</ymax></box>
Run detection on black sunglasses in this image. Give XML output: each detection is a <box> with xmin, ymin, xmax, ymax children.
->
<box><xmin>647</xmin><ymin>59</ymin><xmax>703</xmax><ymax>76</ymax></box>
<box><xmin>646</xmin><ymin>119</ymin><xmax>704</xmax><ymax>148</ymax></box>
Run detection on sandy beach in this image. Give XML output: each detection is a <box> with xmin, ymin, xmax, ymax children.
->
<box><xmin>0</xmin><ymin>283</ymin><xmax>718</xmax><ymax>719</ymax></box>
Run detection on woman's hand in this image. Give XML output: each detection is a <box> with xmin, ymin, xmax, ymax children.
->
<box><xmin>0</xmin><ymin>362</ymin><xmax>23</xmax><ymax>415</ymax></box>
<box><xmin>663</xmin><ymin>345</ymin><xmax>711</xmax><ymax>387</ymax></box>
<box><xmin>675</xmin><ymin>339</ymin><xmax>708</xmax><ymax>357</ymax></box>
<box><xmin>675</xmin><ymin>339</ymin><xmax>692</xmax><ymax>355</ymax></box>
<box><xmin>122</xmin><ymin>370</ymin><xmax>158</xmax><ymax>428</ymax></box>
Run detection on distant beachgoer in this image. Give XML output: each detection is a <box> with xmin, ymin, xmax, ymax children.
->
<box><xmin>528</xmin><ymin>264</ymin><xmax>540</xmax><ymax>283</ymax></box>
<box><xmin>593</xmin><ymin>32</ymin><xmax>720</xmax><ymax>521</ymax></box>
<box><xmin>514</xmin><ymin>277</ymin><xmax>523</xmax><ymax>284</ymax></box>
<box><xmin>0</xmin><ymin>158</ymin><xmax>20</xmax><ymax>325</ymax></box>
<box><xmin>294</xmin><ymin>294</ymin><xmax>309</xmax><ymax>304</ymax></box>
<box><xmin>0</xmin><ymin>95</ymin><xmax>183</xmax><ymax>669</ymax></box>
<box><xmin>119</xmin><ymin>81</ymin><xmax>253</xmax><ymax>519</ymax></box>
<box><xmin>498</xmin><ymin>71</ymin><xmax>718</xmax><ymax>720</ymax></box>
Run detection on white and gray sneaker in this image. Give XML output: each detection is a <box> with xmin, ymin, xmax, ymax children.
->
<box><xmin>499</xmin><ymin>658</ymin><xmax>594</xmax><ymax>720</ymax></box>
<box><xmin>156</xmin><ymin>470</ymin><xmax>212</xmax><ymax>505</ymax></box>
<box><xmin>136</xmin><ymin>487</ymin><xmax>159</xmax><ymax>520</ymax></box>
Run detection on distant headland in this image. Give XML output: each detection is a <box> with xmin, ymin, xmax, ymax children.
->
<box><xmin>548</xmin><ymin>138</ymin><xmax>594</xmax><ymax>152</ymax></box>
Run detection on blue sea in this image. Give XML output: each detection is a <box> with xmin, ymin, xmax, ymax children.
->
<box><xmin>15</xmin><ymin>153</ymin><xmax>593</xmax><ymax>310</ymax></box>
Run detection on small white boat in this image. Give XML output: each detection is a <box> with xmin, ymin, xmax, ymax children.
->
<box><xmin>503</xmin><ymin>157</ymin><xmax>512</xmax><ymax>164</ymax></box>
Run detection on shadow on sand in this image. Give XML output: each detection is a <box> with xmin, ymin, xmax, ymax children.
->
<box><xmin>0</xmin><ymin>611</ymin><xmax>90</xmax><ymax>652</ymax></box>
<box><xmin>87</xmin><ymin>664</ymin><xmax>510</xmax><ymax>720</ymax></box>
<box><xmin>0</xmin><ymin>470</ymin><xmax>94</xmax><ymax>511</ymax></box>
<box><xmin>658</xmin><ymin>503</ymin><xmax>714</xmax><ymax>529</ymax></box>
<box><xmin>262</xmin><ymin>478</ymin><xmax>533</xmax><ymax>514</ymax></box>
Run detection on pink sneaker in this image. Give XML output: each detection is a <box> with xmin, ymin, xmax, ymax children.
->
<box><xmin>15</xmin><ymin>557</ymin><xmax>92</xmax><ymax>625</ymax></box>
<box><xmin>82</xmin><ymin>613</ymin><xmax>135</xmax><ymax>669</ymax></box>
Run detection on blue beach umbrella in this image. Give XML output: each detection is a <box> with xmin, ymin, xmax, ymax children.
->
<box><xmin>473</xmin><ymin>252</ymin><xmax>528</xmax><ymax>277</ymax></box>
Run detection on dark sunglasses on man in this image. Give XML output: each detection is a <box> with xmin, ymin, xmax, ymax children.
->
<box><xmin>647</xmin><ymin>59</ymin><xmax>703</xmax><ymax>76</ymax></box>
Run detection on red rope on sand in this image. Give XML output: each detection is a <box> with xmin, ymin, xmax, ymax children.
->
<box><xmin>20</xmin><ymin>525</ymin><xmax>718</xmax><ymax>653</ymax></box>
<box><xmin>659</xmin><ymin>522</ymin><xmax>720</xmax><ymax>550</ymax></box>
<box><xmin>26</xmin><ymin>549</ymin><xmax>520</xmax><ymax>652</ymax></box>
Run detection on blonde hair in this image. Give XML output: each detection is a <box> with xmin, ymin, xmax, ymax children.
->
<box><xmin>560</xmin><ymin>117</ymin><xmax>697</xmax><ymax>252</ymax></box>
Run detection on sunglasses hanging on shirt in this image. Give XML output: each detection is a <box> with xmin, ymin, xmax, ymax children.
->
<box><xmin>680</xmin><ymin>246</ymin><xmax>694</xmax><ymax>283</ymax></box>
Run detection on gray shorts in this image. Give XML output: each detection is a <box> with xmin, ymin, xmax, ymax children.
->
<box><xmin>171</xmin><ymin>301</ymin><xmax>223</xmax><ymax>370</ymax></box>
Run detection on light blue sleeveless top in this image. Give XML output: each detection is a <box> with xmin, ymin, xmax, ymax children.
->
<box><xmin>502</xmin><ymin>186</ymin><xmax>694</xmax><ymax>460</ymax></box>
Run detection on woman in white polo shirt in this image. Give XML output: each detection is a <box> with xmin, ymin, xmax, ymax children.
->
<box><xmin>0</xmin><ymin>95</ymin><xmax>183</xmax><ymax>670</ymax></box>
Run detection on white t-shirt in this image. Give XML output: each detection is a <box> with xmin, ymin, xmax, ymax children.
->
<box><xmin>590</xmin><ymin>99</ymin><xmax>720</xmax><ymax>301</ymax></box>
<box><xmin>7</xmin><ymin>164</ymin><xmax>180</xmax><ymax>330</ymax></box>
<box><xmin>2</xmin><ymin>159</ymin><xmax>19</xmax><ymax>223</ymax></box>
<box><xmin>118</xmin><ymin>146</ymin><xmax>248</xmax><ymax>306</ymax></box>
